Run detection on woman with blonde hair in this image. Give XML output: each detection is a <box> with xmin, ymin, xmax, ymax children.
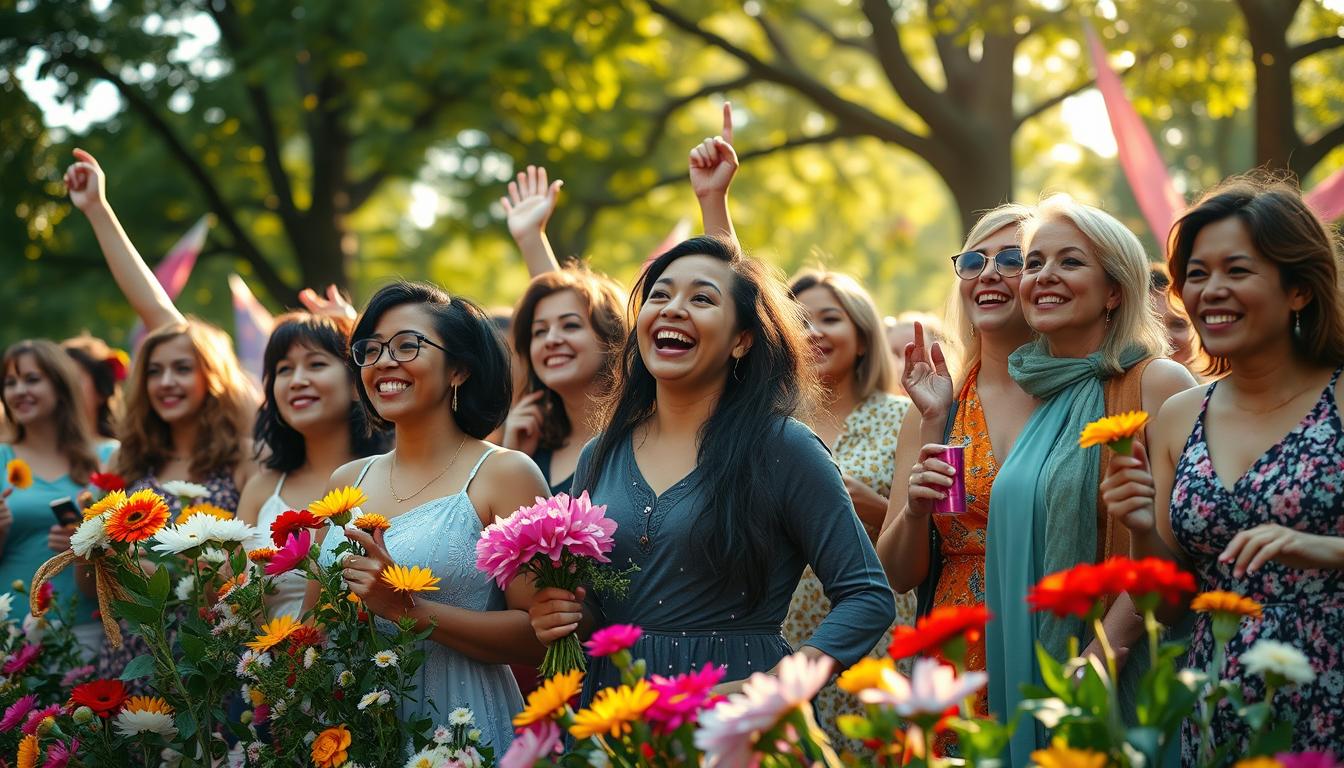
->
<box><xmin>980</xmin><ymin>195</ymin><xmax>1194</xmax><ymax>763</ymax></box>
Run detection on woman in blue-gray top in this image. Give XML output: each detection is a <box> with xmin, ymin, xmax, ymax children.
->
<box><xmin>528</xmin><ymin>235</ymin><xmax>897</xmax><ymax>697</ymax></box>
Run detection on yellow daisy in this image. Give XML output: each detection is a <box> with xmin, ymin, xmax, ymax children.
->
<box><xmin>380</xmin><ymin>564</ymin><xmax>440</xmax><ymax>594</ymax></box>
<box><xmin>85</xmin><ymin>489</ymin><xmax>127</xmax><ymax>519</ymax></box>
<box><xmin>569</xmin><ymin>679</ymin><xmax>658</xmax><ymax>740</ymax></box>
<box><xmin>513</xmin><ymin>669</ymin><xmax>584</xmax><ymax>728</ymax></box>
<box><xmin>1031</xmin><ymin>741</ymin><xmax>1108</xmax><ymax>768</ymax></box>
<box><xmin>1079</xmin><ymin>410</ymin><xmax>1149</xmax><ymax>450</ymax></box>
<box><xmin>1190</xmin><ymin>591</ymin><xmax>1263</xmax><ymax>618</ymax></box>
<box><xmin>17</xmin><ymin>733</ymin><xmax>37</xmax><ymax>768</ymax></box>
<box><xmin>246</xmin><ymin>614</ymin><xmax>301</xmax><ymax>653</ymax></box>
<box><xmin>837</xmin><ymin>656</ymin><xmax>895</xmax><ymax>695</ymax></box>
<box><xmin>123</xmin><ymin>695</ymin><xmax>173</xmax><ymax>715</ymax></box>
<box><xmin>352</xmin><ymin>513</ymin><xmax>391</xmax><ymax>533</ymax></box>
<box><xmin>178</xmin><ymin>503</ymin><xmax>233</xmax><ymax>524</ymax></box>
<box><xmin>6</xmin><ymin>459</ymin><xmax>33</xmax><ymax>490</ymax></box>
<box><xmin>308</xmin><ymin>486</ymin><xmax>368</xmax><ymax>525</ymax></box>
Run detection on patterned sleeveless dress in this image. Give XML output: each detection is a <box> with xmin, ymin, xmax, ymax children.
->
<box><xmin>1169</xmin><ymin>367</ymin><xmax>1344</xmax><ymax>759</ymax></box>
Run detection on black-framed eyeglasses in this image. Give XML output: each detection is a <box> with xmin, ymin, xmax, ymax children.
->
<box><xmin>951</xmin><ymin>247</ymin><xmax>1024</xmax><ymax>280</ymax></box>
<box><xmin>351</xmin><ymin>331</ymin><xmax>447</xmax><ymax>367</ymax></box>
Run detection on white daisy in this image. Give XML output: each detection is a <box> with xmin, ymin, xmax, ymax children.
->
<box><xmin>0</xmin><ymin>592</ymin><xmax>13</xmax><ymax>624</ymax></box>
<box><xmin>303</xmin><ymin>646</ymin><xmax>318</xmax><ymax>669</ymax></box>
<box><xmin>235</xmin><ymin>650</ymin><xmax>272</xmax><ymax>679</ymax></box>
<box><xmin>151</xmin><ymin>515</ymin><xmax>217</xmax><ymax>556</ymax></box>
<box><xmin>200</xmin><ymin>547</ymin><xmax>228</xmax><ymax>564</ymax></box>
<box><xmin>1241</xmin><ymin>639</ymin><xmax>1316</xmax><ymax>684</ymax></box>
<box><xmin>70</xmin><ymin>515</ymin><xmax>110</xmax><ymax>558</ymax></box>
<box><xmin>114</xmin><ymin>708</ymin><xmax>178</xmax><ymax>738</ymax></box>
<box><xmin>448</xmin><ymin>707</ymin><xmax>473</xmax><ymax>726</ymax></box>
<box><xmin>23</xmin><ymin>614</ymin><xmax>46</xmax><ymax>644</ymax></box>
<box><xmin>431</xmin><ymin>725</ymin><xmax>451</xmax><ymax>745</ymax></box>
<box><xmin>357</xmin><ymin>689</ymin><xmax>391</xmax><ymax>711</ymax></box>
<box><xmin>338</xmin><ymin>670</ymin><xmax>354</xmax><ymax>687</ymax></box>
<box><xmin>174</xmin><ymin>574</ymin><xmax>197</xmax><ymax>602</ymax></box>
<box><xmin>372</xmin><ymin>650</ymin><xmax>399</xmax><ymax>669</ymax></box>
<box><xmin>160</xmin><ymin>480</ymin><xmax>208</xmax><ymax>501</ymax></box>
<box><xmin>206</xmin><ymin>518</ymin><xmax>257</xmax><ymax>547</ymax></box>
<box><xmin>403</xmin><ymin>747</ymin><xmax>447</xmax><ymax>768</ymax></box>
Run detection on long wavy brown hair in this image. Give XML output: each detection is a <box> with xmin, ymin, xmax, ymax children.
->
<box><xmin>2</xmin><ymin>340</ymin><xmax>101</xmax><ymax>485</ymax></box>
<box><xmin>113</xmin><ymin>320</ymin><xmax>258</xmax><ymax>481</ymax></box>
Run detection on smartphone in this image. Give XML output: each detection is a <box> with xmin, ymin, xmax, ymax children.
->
<box><xmin>49</xmin><ymin>497</ymin><xmax>81</xmax><ymax>527</ymax></box>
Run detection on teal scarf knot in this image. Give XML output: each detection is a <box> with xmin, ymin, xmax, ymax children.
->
<box><xmin>985</xmin><ymin>340</ymin><xmax>1147</xmax><ymax>765</ymax></box>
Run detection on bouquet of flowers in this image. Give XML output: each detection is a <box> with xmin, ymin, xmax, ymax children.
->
<box><xmin>475</xmin><ymin>492</ymin><xmax>634</xmax><ymax>676</ymax></box>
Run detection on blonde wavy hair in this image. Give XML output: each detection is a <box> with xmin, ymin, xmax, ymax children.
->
<box><xmin>2</xmin><ymin>340</ymin><xmax>100</xmax><ymax>485</ymax></box>
<box><xmin>1021</xmin><ymin>194</ymin><xmax>1170</xmax><ymax>374</ymax></box>
<box><xmin>113</xmin><ymin>320</ymin><xmax>258</xmax><ymax>481</ymax></box>
<box><xmin>789</xmin><ymin>269</ymin><xmax>897</xmax><ymax>400</ymax></box>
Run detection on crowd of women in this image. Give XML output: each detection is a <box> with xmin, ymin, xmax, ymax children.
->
<box><xmin>3</xmin><ymin>106</ymin><xmax>1342</xmax><ymax>764</ymax></box>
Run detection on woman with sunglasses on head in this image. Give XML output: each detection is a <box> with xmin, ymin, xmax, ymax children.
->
<box><xmin>876</xmin><ymin>205</ymin><xmax>1037</xmax><ymax>724</ymax></box>
<box><xmin>982</xmin><ymin>196</ymin><xmax>1195</xmax><ymax>764</ymax></box>
<box><xmin>1101</xmin><ymin>177</ymin><xmax>1344</xmax><ymax>758</ymax></box>
<box><xmin>307</xmin><ymin>281</ymin><xmax>548</xmax><ymax>749</ymax></box>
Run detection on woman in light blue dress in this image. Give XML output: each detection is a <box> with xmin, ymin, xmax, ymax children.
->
<box><xmin>310</xmin><ymin>281</ymin><xmax>549</xmax><ymax>751</ymax></box>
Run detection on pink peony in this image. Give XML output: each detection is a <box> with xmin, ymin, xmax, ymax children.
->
<box><xmin>43</xmin><ymin>738</ymin><xmax>78</xmax><ymax>768</ymax></box>
<box><xmin>1278</xmin><ymin>753</ymin><xmax>1342</xmax><ymax>768</ymax></box>
<box><xmin>2</xmin><ymin>643</ymin><xmax>40</xmax><ymax>675</ymax></box>
<box><xmin>694</xmin><ymin>652</ymin><xmax>832</xmax><ymax>768</ymax></box>
<box><xmin>584</xmin><ymin>624</ymin><xmax>642</xmax><ymax>657</ymax></box>
<box><xmin>264</xmin><ymin>529</ymin><xmax>311</xmax><ymax>577</ymax></box>
<box><xmin>858</xmin><ymin>657</ymin><xmax>988</xmax><ymax>718</ymax></box>
<box><xmin>500</xmin><ymin>720</ymin><xmax>561</xmax><ymax>768</ymax></box>
<box><xmin>646</xmin><ymin>663</ymin><xmax>725</xmax><ymax>732</ymax></box>
<box><xmin>475</xmin><ymin>491</ymin><xmax>617</xmax><ymax>589</ymax></box>
<box><xmin>0</xmin><ymin>694</ymin><xmax>37</xmax><ymax>732</ymax></box>
<box><xmin>22</xmin><ymin>704</ymin><xmax>60</xmax><ymax>735</ymax></box>
<box><xmin>60</xmin><ymin>665</ymin><xmax>95</xmax><ymax>687</ymax></box>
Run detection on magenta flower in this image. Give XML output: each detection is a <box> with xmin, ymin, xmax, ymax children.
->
<box><xmin>265</xmin><ymin>528</ymin><xmax>311</xmax><ymax>576</ymax></box>
<box><xmin>647</xmin><ymin>663</ymin><xmax>726</xmax><ymax>732</ymax></box>
<box><xmin>22</xmin><ymin>704</ymin><xmax>61</xmax><ymax>735</ymax></box>
<box><xmin>1277</xmin><ymin>753</ymin><xmax>1341</xmax><ymax>768</ymax></box>
<box><xmin>475</xmin><ymin>491</ymin><xmax>617</xmax><ymax>589</ymax></box>
<box><xmin>43</xmin><ymin>738</ymin><xmax>78</xmax><ymax>768</ymax></box>
<box><xmin>253</xmin><ymin>703</ymin><xmax>270</xmax><ymax>726</ymax></box>
<box><xmin>2</xmin><ymin>643</ymin><xmax>40</xmax><ymax>675</ymax></box>
<box><xmin>584</xmin><ymin>624</ymin><xmax>642</xmax><ymax>657</ymax></box>
<box><xmin>499</xmin><ymin>720</ymin><xmax>561</xmax><ymax>768</ymax></box>
<box><xmin>0</xmin><ymin>694</ymin><xmax>37</xmax><ymax>732</ymax></box>
<box><xmin>61</xmin><ymin>665</ymin><xmax>95</xmax><ymax>687</ymax></box>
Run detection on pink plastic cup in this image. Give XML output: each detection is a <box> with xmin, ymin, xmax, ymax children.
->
<box><xmin>931</xmin><ymin>445</ymin><xmax>965</xmax><ymax>516</ymax></box>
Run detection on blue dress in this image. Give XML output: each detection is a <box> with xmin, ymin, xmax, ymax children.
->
<box><xmin>574</xmin><ymin>417</ymin><xmax>896</xmax><ymax>700</ymax></box>
<box><xmin>317</xmin><ymin>448</ymin><xmax>523</xmax><ymax>752</ymax></box>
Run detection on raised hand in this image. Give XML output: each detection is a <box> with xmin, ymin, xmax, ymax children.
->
<box><xmin>299</xmin><ymin>284</ymin><xmax>357</xmax><ymax>322</ymax></box>
<box><xmin>500</xmin><ymin>165</ymin><xmax>563</xmax><ymax>242</ymax></box>
<box><xmin>902</xmin><ymin>322</ymin><xmax>954</xmax><ymax>421</ymax></box>
<box><xmin>1101</xmin><ymin>440</ymin><xmax>1158</xmax><ymax>534</ymax></box>
<box><xmin>502</xmin><ymin>390</ymin><xmax>545</xmax><ymax>456</ymax></box>
<box><xmin>688</xmin><ymin>102</ymin><xmax>738</xmax><ymax>201</ymax></box>
<box><xmin>64</xmin><ymin>148</ymin><xmax>108</xmax><ymax>213</ymax></box>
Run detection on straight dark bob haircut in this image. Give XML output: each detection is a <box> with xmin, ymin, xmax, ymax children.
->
<box><xmin>351</xmin><ymin>281</ymin><xmax>512</xmax><ymax>439</ymax></box>
<box><xmin>253</xmin><ymin>313</ymin><xmax>389</xmax><ymax>472</ymax></box>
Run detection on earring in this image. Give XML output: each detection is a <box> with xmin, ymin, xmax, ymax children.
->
<box><xmin>452</xmin><ymin>385</ymin><xmax>459</xmax><ymax>412</ymax></box>
<box><xmin>1294</xmin><ymin>311</ymin><xmax>1302</xmax><ymax>338</ymax></box>
<box><xmin>732</xmin><ymin>356</ymin><xmax>744</xmax><ymax>382</ymax></box>
<box><xmin>1105</xmin><ymin>308</ymin><xmax>1113</xmax><ymax>325</ymax></box>
<box><xmin>969</xmin><ymin>323</ymin><xmax>976</xmax><ymax>338</ymax></box>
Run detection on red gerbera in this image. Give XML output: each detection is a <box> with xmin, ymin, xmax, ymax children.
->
<box><xmin>89</xmin><ymin>472</ymin><xmax>126</xmax><ymax>493</ymax></box>
<box><xmin>69</xmin><ymin>679</ymin><xmax>128</xmax><ymax>718</ymax></box>
<box><xmin>1115</xmin><ymin>557</ymin><xmax>1195</xmax><ymax>607</ymax></box>
<box><xmin>285</xmin><ymin>625</ymin><xmax>326</xmax><ymax>654</ymax></box>
<box><xmin>888</xmin><ymin>604</ymin><xmax>991</xmax><ymax>661</ymax></box>
<box><xmin>270</xmin><ymin>509</ymin><xmax>323</xmax><ymax>548</ymax></box>
<box><xmin>1028</xmin><ymin>564</ymin><xmax>1109</xmax><ymax>618</ymax></box>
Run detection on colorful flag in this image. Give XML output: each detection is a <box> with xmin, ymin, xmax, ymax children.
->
<box><xmin>228</xmin><ymin>274</ymin><xmax>275</xmax><ymax>384</ymax></box>
<box><xmin>1084</xmin><ymin>24</ymin><xmax>1186</xmax><ymax>250</ymax></box>
<box><xmin>128</xmin><ymin>216</ymin><xmax>210</xmax><ymax>347</ymax></box>
<box><xmin>1304</xmin><ymin>165</ymin><xmax>1344</xmax><ymax>223</ymax></box>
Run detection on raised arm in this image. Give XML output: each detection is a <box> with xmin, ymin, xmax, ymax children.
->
<box><xmin>64</xmin><ymin>149</ymin><xmax>185</xmax><ymax>331</ymax></box>
<box><xmin>500</xmin><ymin>165</ymin><xmax>563</xmax><ymax>276</ymax></box>
<box><xmin>688</xmin><ymin>102</ymin><xmax>738</xmax><ymax>244</ymax></box>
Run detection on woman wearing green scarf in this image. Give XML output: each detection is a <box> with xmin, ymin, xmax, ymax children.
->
<box><xmin>984</xmin><ymin>195</ymin><xmax>1195</xmax><ymax>765</ymax></box>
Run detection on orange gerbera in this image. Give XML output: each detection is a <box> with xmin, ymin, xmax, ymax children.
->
<box><xmin>246</xmin><ymin>615</ymin><xmax>301</xmax><ymax>653</ymax></box>
<box><xmin>6</xmin><ymin>458</ymin><xmax>33</xmax><ymax>490</ymax></box>
<box><xmin>352</xmin><ymin>513</ymin><xmax>391</xmax><ymax>533</ymax></box>
<box><xmin>217</xmin><ymin>573</ymin><xmax>248</xmax><ymax>601</ymax></box>
<box><xmin>178</xmin><ymin>503</ymin><xmax>232</xmax><ymax>524</ymax></box>
<box><xmin>1079</xmin><ymin>410</ymin><xmax>1149</xmax><ymax>452</ymax></box>
<box><xmin>247</xmin><ymin>547</ymin><xmax>278</xmax><ymax>563</ymax></box>
<box><xmin>310</xmin><ymin>725</ymin><xmax>352</xmax><ymax>768</ymax></box>
<box><xmin>84</xmin><ymin>489</ymin><xmax>127</xmax><ymax>519</ymax></box>
<box><xmin>1191</xmin><ymin>591</ymin><xmax>1263</xmax><ymax>618</ymax></box>
<box><xmin>105</xmin><ymin>489</ymin><xmax>171</xmax><ymax>542</ymax></box>
<box><xmin>17</xmin><ymin>733</ymin><xmax>37</xmax><ymax>768</ymax></box>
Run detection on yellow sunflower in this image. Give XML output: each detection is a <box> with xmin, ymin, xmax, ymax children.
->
<box><xmin>105</xmin><ymin>489</ymin><xmax>171</xmax><ymax>543</ymax></box>
<box><xmin>380</xmin><ymin>564</ymin><xmax>440</xmax><ymax>594</ymax></box>
<box><xmin>837</xmin><ymin>656</ymin><xmax>895</xmax><ymax>695</ymax></box>
<box><xmin>178</xmin><ymin>503</ymin><xmax>233</xmax><ymax>524</ymax></box>
<box><xmin>123</xmin><ymin>695</ymin><xmax>173</xmax><ymax>715</ymax></box>
<box><xmin>17</xmin><ymin>733</ymin><xmax>37</xmax><ymax>768</ymax></box>
<box><xmin>569</xmin><ymin>679</ymin><xmax>658</xmax><ymax>740</ymax></box>
<box><xmin>246</xmin><ymin>614</ymin><xmax>301</xmax><ymax>652</ymax></box>
<box><xmin>513</xmin><ymin>669</ymin><xmax>584</xmax><ymax>728</ymax></box>
<box><xmin>1031</xmin><ymin>741</ymin><xmax>1108</xmax><ymax>768</ymax></box>
<box><xmin>85</xmin><ymin>489</ymin><xmax>127</xmax><ymax>519</ymax></box>
<box><xmin>6</xmin><ymin>459</ymin><xmax>33</xmax><ymax>490</ymax></box>
<box><xmin>1079</xmin><ymin>410</ymin><xmax>1149</xmax><ymax>451</ymax></box>
<box><xmin>352</xmin><ymin>513</ymin><xmax>391</xmax><ymax>533</ymax></box>
<box><xmin>1191</xmin><ymin>590</ymin><xmax>1263</xmax><ymax>618</ymax></box>
<box><xmin>308</xmin><ymin>486</ymin><xmax>368</xmax><ymax>525</ymax></box>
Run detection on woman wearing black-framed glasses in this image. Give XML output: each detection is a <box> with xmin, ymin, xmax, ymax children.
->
<box><xmin>875</xmin><ymin>204</ymin><xmax>1039</xmax><ymax>736</ymax></box>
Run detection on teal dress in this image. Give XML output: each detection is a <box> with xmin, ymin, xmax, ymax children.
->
<box><xmin>0</xmin><ymin>442</ymin><xmax>116</xmax><ymax>629</ymax></box>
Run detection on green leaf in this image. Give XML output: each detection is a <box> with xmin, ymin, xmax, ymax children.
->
<box><xmin>119</xmin><ymin>653</ymin><xmax>156</xmax><ymax>681</ymax></box>
<box><xmin>180</xmin><ymin>631</ymin><xmax>207</xmax><ymax>663</ymax></box>
<box><xmin>148</xmin><ymin>565</ymin><xmax>171</xmax><ymax>604</ymax></box>
<box><xmin>1035</xmin><ymin>642</ymin><xmax>1069</xmax><ymax>697</ymax></box>
<box><xmin>177</xmin><ymin>710</ymin><xmax>197</xmax><ymax>741</ymax></box>
<box><xmin>112</xmin><ymin>598</ymin><xmax>161</xmax><ymax>626</ymax></box>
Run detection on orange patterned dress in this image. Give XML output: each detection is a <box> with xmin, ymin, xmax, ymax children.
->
<box><xmin>932</xmin><ymin>366</ymin><xmax>995</xmax><ymax>717</ymax></box>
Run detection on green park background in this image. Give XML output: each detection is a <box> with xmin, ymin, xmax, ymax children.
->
<box><xmin>1</xmin><ymin>0</ymin><xmax>1342</xmax><ymax>350</ymax></box>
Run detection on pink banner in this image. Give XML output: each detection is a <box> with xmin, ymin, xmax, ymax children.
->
<box><xmin>155</xmin><ymin>215</ymin><xmax>209</xmax><ymax>298</ymax></box>
<box><xmin>1304</xmin><ymin>165</ymin><xmax>1344</xmax><ymax>222</ymax></box>
<box><xmin>228</xmin><ymin>273</ymin><xmax>275</xmax><ymax>384</ymax></box>
<box><xmin>1085</xmin><ymin>24</ymin><xmax>1186</xmax><ymax>249</ymax></box>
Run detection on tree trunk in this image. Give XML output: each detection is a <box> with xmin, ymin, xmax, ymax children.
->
<box><xmin>1239</xmin><ymin>0</ymin><xmax>1303</xmax><ymax>171</ymax></box>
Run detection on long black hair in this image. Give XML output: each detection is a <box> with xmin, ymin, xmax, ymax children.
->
<box><xmin>584</xmin><ymin>236</ymin><xmax>818</xmax><ymax>603</ymax></box>
<box><xmin>253</xmin><ymin>313</ymin><xmax>389</xmax><ymax>472</ymax></box>
<box><xmin>351</xmin><ymin>281</ymin><xmax>512</xmax><ymax>439</ymax></box>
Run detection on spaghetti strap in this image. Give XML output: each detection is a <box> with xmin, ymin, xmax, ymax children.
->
<box><xmin>459</xmin><ymin>447</ymin><xmax>496</xmax><ymax>495</ymax></box>
<box><xmin>272</xmin><ymin>472</ymin><xmax>287</xmax><ymax>497</ymax></box>
<box><xmin>352</xmin><ymin>455</ymin><xmax>380</xmax><ymax>489</ymax></box>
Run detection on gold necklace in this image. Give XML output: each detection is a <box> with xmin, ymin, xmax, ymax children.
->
<box><xmin>388</xmin><ymin>435</ymin><xmax>468</xmax><ymax>503</ymax></box>
<box><xmin>1228</xmin><ymin>381</ymin><xmax>1320</xmax><ymax>416</ymax></box>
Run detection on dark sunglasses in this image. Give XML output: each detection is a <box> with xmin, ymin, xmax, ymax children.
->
<box><xmin>951</xmin><ymin>247</ymin><xmax>1024</xmax><ymax>280</ymax></box>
